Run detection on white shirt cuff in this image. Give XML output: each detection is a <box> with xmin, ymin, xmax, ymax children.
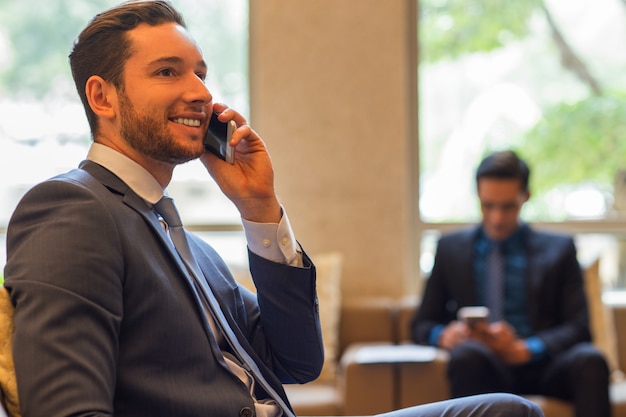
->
<box><xmin>241</xmin><ymin>207</ymin><xmax>303</xmax><ymax>267</ymax></box>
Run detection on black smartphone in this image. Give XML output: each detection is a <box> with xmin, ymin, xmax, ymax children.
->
<box><xmin>203</xmin><ymin>112</ymin><xmax>236</xmax><ymax>164</ymax></box>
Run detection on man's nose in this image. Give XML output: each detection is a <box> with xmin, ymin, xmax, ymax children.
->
<box><xmin>185</xmin><ymin>74</ymin><xmax>212</xmax><ymax>104</ymax></box>
<box><xmin>490</xmin><ymin>207</ymin><xmax>508</xmax><ymax>223</ymax></box>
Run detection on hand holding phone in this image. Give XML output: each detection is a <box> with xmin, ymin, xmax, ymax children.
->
<box><xmin>203</xmin><ymin>112</ymin><xmax>236</xmax><ymax>164</ymax></box>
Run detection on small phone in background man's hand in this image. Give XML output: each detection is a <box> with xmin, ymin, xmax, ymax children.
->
<box><xmin>457</xmin><ymin>306</ymin><xmax>490</xmax><ymax>329</ymax></box>
<box><xmin>203</xmin><ymin>112</ymin><xmax>236</xmax><ymax>164</ymax></box>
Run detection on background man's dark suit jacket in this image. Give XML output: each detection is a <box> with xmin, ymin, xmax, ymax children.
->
<box><xmin>412</xmin><ymin>224</ymin><xmax>591</xmax><ymax>356</ymax></box>
<box><xmin>5</xmin><ymin>161</ymin><xmax>324</xmax><ymax>417</ymax></box>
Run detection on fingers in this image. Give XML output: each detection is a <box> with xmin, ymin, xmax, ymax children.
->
<box><xmin>440</xmin><ymin>321</ymin><xmax>470</xmax><ymax>350</ymax></box>
<box><xmin>212</xmin><ymin>103</ymin><xmax>247</xmax><ymax>127</ymax></box>
<box><xmin>210</xmin><ymin>103</ymin><xmax>261</xmax><ymax>148</ymax></box>
<box><xmin>489</xmin><ymin>321</ymin><xmax>516</xmax><ymax>338</ymax></box>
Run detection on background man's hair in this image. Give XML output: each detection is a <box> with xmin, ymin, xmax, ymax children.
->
<box><xmin>475</xmin><ymin>150</ymin><xmax>530</xmax><ymax>193</ymax></box>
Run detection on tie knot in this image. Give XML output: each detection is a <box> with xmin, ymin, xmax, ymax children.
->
<box><xmin>154</xmin><ymin>196</ymin><xmax>183</xmax><ymax>228</ymax></box>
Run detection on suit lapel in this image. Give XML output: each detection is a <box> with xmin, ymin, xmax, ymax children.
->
<box><xmin>455</xmin><ymin>228</ymin><xmax>480</xmax><ymax>306</ymax></box>
<box><xmin>519</xmin><ymin>225</ymin><xmax>542</xmax><ymax>289</ymax></box>
<box><xmin>523</xmin><ymin>225</ymin><xmax>544</xmax><ymax>325</ymax></box>
<box><xmin>77</xmin><ymin>161</ymin><xmax>218</xmax><ymax>337</ymax></box>
<box><xmin>73</xmin><ymin>162</ymin><xmax>241</xmax><ymax>377</ymax></box>
<box><xmin>78</xmin><ymin>161</ymin><xmax>188</xmax><ymax>274</ymax></box>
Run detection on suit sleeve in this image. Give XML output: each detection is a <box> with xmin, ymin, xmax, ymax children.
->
<box><xmin>5</xmin><ymin>179</ymin><xmax>122</xmax><ymax>417</ymax></box>
<box><xmin>246</xmin><ymin>250</ymin><xmax>324</xmax><ymax>384</ymax></box>
<box><xmin>532</xmin><ymin>236</ymin><xmax>592</xmax><ymax>356</ymax></box>
<box><xmin>186</xmin><ymin>229</ymin><xmax>324</xmax><ymax>386</ymax></box>
<box><xmin>411</xmin><ymin>236</ymin><xmax>460</xmax><ymax>345</ymax></box>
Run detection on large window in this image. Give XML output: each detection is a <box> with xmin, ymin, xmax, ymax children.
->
<box><xmin>0</xmin><ymin>0</ymin><xmax>249</xmax><ymax>271</ymax></box>
<box><xmin>418</xmin><ymin>0</ymin><xmax>626</xmax><ymax>290</ymax></box>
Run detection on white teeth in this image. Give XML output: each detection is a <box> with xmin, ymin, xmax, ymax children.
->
<box><xmin>173</xmin><ymin>118</ymin><xmax>201</xmax><ymax>127</ymax></box>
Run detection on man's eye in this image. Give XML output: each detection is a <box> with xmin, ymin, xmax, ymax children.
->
<box><xmin>197</xmin><ymin>72</ymin><xmax>207</xmax><ymax>82</ymax></box>
<box><xmin>158</xmin><ymin>68</ymin><xmax>175</xmax><ymax>77</ymax></box>
<box><xmin>501</xmin><ymin>203</ymin><xmax>517</xmax><ymax>212</ymax></box>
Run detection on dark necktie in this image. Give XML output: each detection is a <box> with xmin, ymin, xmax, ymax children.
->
<box><xmin>486</xmin><ymin>243</ymin><xmax>504</xmax><ymax>322</ymax></box>
<box><xmin>153</xmin><ymin>196</ymin><xmax>295</xmax><ymax>417</ymax></box>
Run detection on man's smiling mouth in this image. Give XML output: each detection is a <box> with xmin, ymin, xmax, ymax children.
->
<box><xmin>172</xmin><ymin>118</ymin><xmax>201</xmax><ymax>127</ymax></box>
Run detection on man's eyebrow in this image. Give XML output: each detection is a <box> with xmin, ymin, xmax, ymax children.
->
<box><xmin>148</xmin><ymin>56</ymin><xmax>182</xmax><ymax>66</ymax></box>
<box><xmin>147</xmin><ymin>56</ymin><xmax>207</xmax><ymax>70</ymax></box>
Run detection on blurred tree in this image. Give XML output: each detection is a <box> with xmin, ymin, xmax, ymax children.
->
<box><xmin>420</xmin><ymin>0</ymin><xmax>601</xmax><ymax>94</ymax></box>
<box><xmin>521</xmin><ymin>93</ymin><xmax>626</xmax><ymax>196</ymax></box>
<box><xmin>420</xmin><ymin>0</ymin><xmax>626</xmax><ymax>205</ymax></box>
<box><xmin>420</xmin><ymin>0</ymin><xmax>543</xmax><ymax>62</ymax></box>
<box><xmin>0</xmin><ymin>0</ymin><xmax>114</xmax><ymax>97</ymax></box>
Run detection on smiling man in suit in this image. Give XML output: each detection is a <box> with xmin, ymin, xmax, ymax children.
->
<box><xmin>4</xmin><ymin>2</ymin><xmax>543</xmax><ymax>417</ymax></box>
<box><xmin>412</xmin><ymin>150</ymin><xmax>611</xmax><ymax>417</ymax></box>
<box><xmin>5</xmin><ymin>2</ymin><xmax>323</xmax><ymax>416</ymax></box>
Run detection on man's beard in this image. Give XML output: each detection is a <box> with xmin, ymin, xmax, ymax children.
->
<box><xmin>118</xmin><ymin>91</ymin><xmax>204</xmax><ymax>165</ymax></box>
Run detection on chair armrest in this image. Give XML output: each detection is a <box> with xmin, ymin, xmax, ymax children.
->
<box><xmin>397</xmin><ymin>347</ymin><xmax>451</xmax><ymax>408</ymax></box>
<box><xmin>339</xmin><ymin>298</ymin><xmax>396</xmax><ymax>353</ymax></box>
<box><xmin>337</xmin><ymin>342</ymin><xmax>451</xmax><ymax>414</ymax></box>
<box><xmin>337</xmin><ymin>343</ymin><xmax>397</xmax><ymax>415</ymax></box>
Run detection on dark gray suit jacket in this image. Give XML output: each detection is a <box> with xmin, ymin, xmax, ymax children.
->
<box><xmin>411</xmin><ymin>224</ymin><xmax>591</xmax><ymax>357</ymax></box>
<box><xmin>5</xmin><ymin>161</ymin><xmax>324</xmax><ymax>417</ymax></box>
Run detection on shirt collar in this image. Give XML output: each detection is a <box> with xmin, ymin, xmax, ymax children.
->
<box><xmin>476</xmin><ymin>223</ymin><xmax>526</xmax><ymax>254</ymax></box>
<box><xmin>86</xmin><ymin>142</ymin><xmax>164</xmax><ymax>204</ymax></box>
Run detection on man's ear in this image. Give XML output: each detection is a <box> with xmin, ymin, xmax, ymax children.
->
<box><xmin>85</xmin><ymin>75</ymin><xmax>117</xmax><ymax>120</ymax></box>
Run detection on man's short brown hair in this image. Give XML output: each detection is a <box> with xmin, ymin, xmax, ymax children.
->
<box><xmin>69</xmin><ymin>0</ymin><xmax>186</xmax><ymax>136</ymax></box>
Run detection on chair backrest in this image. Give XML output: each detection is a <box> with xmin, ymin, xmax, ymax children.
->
<box><xmin>582</xmin><ymin>257</ymin><xmax>622</xmax><ymax>380</ymax></box>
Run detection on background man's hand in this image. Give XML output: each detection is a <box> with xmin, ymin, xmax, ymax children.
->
<box><xmin>484</xmin><ymin>321</ymin><xmax>532</xmax><ymax>365</ymax></box>
<box><xmin>441</xmin><ymin>320</ymin><xmax>532</xmax><ymax>365</ymax></box>
<box><xmin>439</xmin><ymin>321</ymin><xmax>470</xmax><ymax>350</ymax></box>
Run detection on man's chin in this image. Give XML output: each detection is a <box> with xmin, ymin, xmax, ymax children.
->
<box><xmin>178</xmin><ymin>140</ymin><xmax>206</xmax><ymax>160</ymax></box>
<box><xmin>171</xmin><ymin>152</ymin><xmax>204</xmax><ymax>165</ymax></box>
<box><xmin>157</xmin><ymin>146</ymin><xmax>205</xmax><ymax>166</ymax></box>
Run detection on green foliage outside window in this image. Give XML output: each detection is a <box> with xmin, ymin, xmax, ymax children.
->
<box><xmin>419</xmin><ymin>0</ymin><xmax>626</xmax><ymax>220</ymax></box>
<box><xmin>0</xmin><ymin>0</ymin><xmax>115</xmax><ymax>98</ymax></box>
<box><xmin>522</xmin><ymin>94</ymin><xmax>626</xmax><ymax>194</ymax></box>
<box><xmin>420</xmin><ymin>0</ymin><xmax>543</xmax><ymax>62</ymax></box>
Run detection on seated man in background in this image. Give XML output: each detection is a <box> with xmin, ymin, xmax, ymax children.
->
<box><xmin>411</xmin><ymin>150</ymin><xmax>611</xmax><ymax>417</ymax></box>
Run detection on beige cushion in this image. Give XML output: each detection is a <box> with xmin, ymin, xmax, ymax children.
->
<box><xmin>583</xmin><ymin>257</ymin><xmax>622</xmax><ymax>380</ymax></box>
<box><xmin>312</xmin><ymin>252</ymin><xmax>343</xmax><ymax>382</ymax></box>
<box><xmin>235</xmin><ymin>252</ymin><xmax>343</xmax><ymax>383</ymax></box>
<box><xmin>0</xmin><ymin>286</ymin><xmax>20</xmax><ymax>417</ymax></box>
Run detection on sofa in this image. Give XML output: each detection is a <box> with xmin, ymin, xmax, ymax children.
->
<box><xmin>0</xmin><ymin>255</ymin><xmax>623</xmax><ymax>417</ymax></box>
<box><xmin>284</xmin><ymin>257</ymin><xmax>626</xmax><ymax>417</ymax></box>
